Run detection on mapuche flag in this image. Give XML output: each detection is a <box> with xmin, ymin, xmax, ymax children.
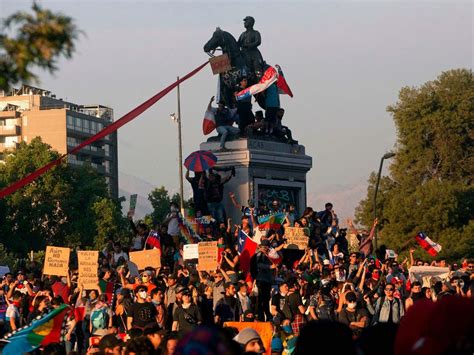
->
<box><xmin>415</xmin><ymin>232</ymin><xmax>442</xmax><ymax>256</ymax></box>
<box><xmin>2</xmin><ymin>304</ymin><xmax>70</xmax><ymax>355</ymax></box>
<box><xmin>257</xmin><ymin>212</ymin><xmax>286</xmax><ymax>231</ymax></box>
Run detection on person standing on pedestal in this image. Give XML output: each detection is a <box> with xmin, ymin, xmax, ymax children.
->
<box><xmin>235</xmin><ymin>76</ymin><xmax>254</xmax><ymax>136</ymax></box>
<box><xmin>207</xmin><ymin>96</ymin><xmax>239</xmax><ymax>151</ymax></box>
<box><xmin>205</xmin><ymin>169</ymin><xmax>233</xmax><ymax>224</ymax></box>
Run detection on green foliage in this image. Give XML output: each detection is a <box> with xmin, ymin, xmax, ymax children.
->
<box><xmin>147</xmin><ymin>186</ymin><xmax>192</xmax><ymax>226</ymax></box>
<box><xmin>355</xmin><ymin>69</ymin><xmax>474</xmax><ymax>261</ymax></box>
<box><xmin>0</xmin><ymin>3</ymin><xmax>80</xmax><ymax>91</ymax></box>
<box><xmin>0</xmin><ymin>138</ymin><xmax>124</xmax><ymax>255</ymax></box>
<box><xmin>92</xmin><ymin>197</ymin><xmax>129</xmax><ymax>250</ymax></box>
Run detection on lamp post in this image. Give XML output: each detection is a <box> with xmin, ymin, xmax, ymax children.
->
<box><xmin>170</xmin><ymin>76</ymin><xmax>185</xmax><ymax>214</ymax></box>
<box><xmin>373</xmin><ymin>152</ymin><xmax>396</xmax><ymax>251</ymax></box>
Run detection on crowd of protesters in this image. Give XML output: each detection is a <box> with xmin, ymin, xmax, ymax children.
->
<box><xmin>0</xmin><ymin>183</ymin><xmax>473</xmax><ymax>355</ymax></box>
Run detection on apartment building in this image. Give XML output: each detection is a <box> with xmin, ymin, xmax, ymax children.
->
<box><xmin>0</xmin><ymin>85</ymin><xmax>119</xmax><ymax>198</ymax></box>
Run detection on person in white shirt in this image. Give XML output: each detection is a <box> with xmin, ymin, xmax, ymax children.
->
<box><xmin>112</xmin><ymin>242</ymin><xmax>128</xmax><ymax>266</ymax></box>
<box><xmin>164</xmin><ymin>203</ymin><xmax>180</xmax><ymax>248</ymax></box>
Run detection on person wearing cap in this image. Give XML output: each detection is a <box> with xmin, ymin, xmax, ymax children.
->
<box><xmin>127</xmin><ymin>285</ymin><xmax>158</xmax><ymax>331</ymax></box>
<box><xmin>238</xmin><ymin>16</ymin><xmax>264</xmax><ymax>74</ymax></box>
<box><xmin>233</xmin><ymin>327</ymin><xmax>265</xmax><ymax>353</ymax></box>
<box><xmin>337</xmin><ymin>291</ymin><xmax>369</xmax><ymax>337</ymax></box>
<box><xmin>98</xmin><ymin>333</ymin><xmax>123</xmax><ymax>354</ymax></box>
<box><xmin>172</xmin><ymin>288</ymin><xmax>201</xmax><ymax>337</ymax></box>
<box><xmin>120</xmin><ymin>269</ymin><xmax>157</xmax><ymax>294</ymax></box>
<box><xmin>215</xmin><ymin>281</ymin><xmax>242</xmax><ymax>325</ymax></box>
<box><xmin>386</xmin><ymin>261</ymin><xmax>406</xmax><ymax>284</ymax></box>
<box><xmin>234</xmin><ymin>75</ymin><xmax>254</xmax><ymax>135</ymax></box>
<box><xmin>164</xmin><ymin>273</ymin><xmax>179</xmax><ymax>329</ymax></box>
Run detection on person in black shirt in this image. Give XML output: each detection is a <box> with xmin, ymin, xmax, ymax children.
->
<box><xmin>205</xmin><ymin>169</ymin><xmax>233</xmax><ymax>224</ymax></box>
<box><xmin>127</xmin><ymin>286</ymin><xmax>158</xmax><ymax>331</ymax></box>
<box><xmin>215</xmin><ymin>282</ymin><xmax>242</xmax><ymax>325</ymax></box>
<box><xmin>270</xmin><ymin>281</ymin><xmax>292</xmax><ymax>324</ymax></box>
<box><xmin>172</xmin><ymin>289</ymin><xmax>201</xmax><ymax>337</ymax></box>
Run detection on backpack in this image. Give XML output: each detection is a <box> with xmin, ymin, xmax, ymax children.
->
<box><xmin>91</xmin><ymin>307</ymin><xmax>108</xmax><ymax>330</ymax></box>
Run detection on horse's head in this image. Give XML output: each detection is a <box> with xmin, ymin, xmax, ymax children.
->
<box><xmin>203</xmin><ymin>27</ymin><xmax>224</xmax><ymax>54</ymax></box>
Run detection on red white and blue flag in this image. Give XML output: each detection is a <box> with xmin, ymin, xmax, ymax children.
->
<box><xmin>202</xmin><ymin>110</ymin><xmax>216</xmax><ymax>135</ymax></box>
<box><xmin>415</xmin><ymin>232</ymin><xmax>442</xmax><ymax>256</ymax></box>
<box><xmin>237</xmin><ymin>229</ymin><xmax>258</xmax><ymax>275</ymax></box>
<box><xmin>145</xmin><ymin>231</ymin><xmax>161</xmax><ymax>250</ymax></box>
<box><xmin>275</xmin><ymin>64</ymin><xmax>293</xmax><ymax>97</ymax></box>
<box><xmin>235</xmin><ymin>66</ymin><xmax>279</xmax><ymax>101</ymax></box>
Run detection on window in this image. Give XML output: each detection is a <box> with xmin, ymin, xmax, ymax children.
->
<box><xmin>0</xmin><ymin>137</ymin><xmax>5</xmax><ymax>143</ymax></box>
<box><xmin>67</xmin><ymin>115</ymin><xmax>74</xmax><ymax>128</ymax></box>
<box><xmin>0</xmin><ymin>120</ymin><xmax>5</xmax><ymax>126</ymax></box>
<box><xmin>75</xmin><ymin>117</ymin><xmax>82</xmax><ymax>131</ymax></box>
<box><xmin>83</xmin><ymin>119</ymin><xmax>90</xmax><ymax>133</ymax></box>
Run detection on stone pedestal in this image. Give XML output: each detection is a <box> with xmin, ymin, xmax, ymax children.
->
<box><xmin>199</xmin><ymin>138</ymin><xmax>313</xmax><ymax>225</ymax></box>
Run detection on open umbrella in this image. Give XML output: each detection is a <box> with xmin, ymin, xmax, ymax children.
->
<box><xmin>184</xmin><ymin>150</ymin><xmax>217</xmax><ymax>172</ymax></box>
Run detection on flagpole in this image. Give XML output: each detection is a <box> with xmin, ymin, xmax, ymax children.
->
<box><xmin>177</xmin><ymin>76</ymin><xmax>185</xmax><ymax>214</ymax></box>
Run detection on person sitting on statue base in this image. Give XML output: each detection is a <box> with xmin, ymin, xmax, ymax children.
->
<box><xmin>207</xmin><ymin>96</ymin><xmax>239</xmax><ymax>151</ymax></box>
<box><xmin>273</xmin><ymin>108</ymin><xmax>298</xmax><ymax>145</ymax></box>
<box><xmin>246</xmin><ymin>110</ymin><xmax>265</xmax><ymax>137</ymax></box>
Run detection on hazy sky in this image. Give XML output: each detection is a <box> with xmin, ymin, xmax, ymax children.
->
<box><xmin>1</xmin><ymin>0</ymin><xmax>472</xmax><ymax>208</ymax></box>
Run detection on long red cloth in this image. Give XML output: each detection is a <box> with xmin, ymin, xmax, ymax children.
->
<box><xmin>0</xmin><ymin>61</ymin><xmax>209</xmax><ymax>199</ymax></box>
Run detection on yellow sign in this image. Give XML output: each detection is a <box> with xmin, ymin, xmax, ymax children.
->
<box><xmin>78</xmin><ymin>250</ymin><xmax>99</xmax><ymax>290</ymax></box>
<box><xmin>198</xmin><ymin>241</ymin><xmax>218</xmax><ymax>271</ymax></box>
<box><xmin>44</xmin><ymin>246</ymin><xmax>70</xmax><ymax>276</ymax></box>
<box><xmin>129</xmin><ymin>249</ymin><xmax>161</xmax><ymax>270</ymax></box>
<box><xmin>284</xmin><ymin>227</ymin><xmax>310</xmax><ymax>250</ymax></box>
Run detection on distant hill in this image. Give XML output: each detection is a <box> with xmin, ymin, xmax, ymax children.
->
<box><xmin>118</xmin><ymin>171</ymin><xmax>154</xmax><ymax>219</ymax></box>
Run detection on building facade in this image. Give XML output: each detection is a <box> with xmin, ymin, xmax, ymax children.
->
<box><xmin>0</xmin><ymin>85</ymin><xmax>119</xmax><ymax>198</ymax></box>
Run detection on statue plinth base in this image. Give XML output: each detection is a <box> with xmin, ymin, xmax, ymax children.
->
<box><xmin>200</xmin><ymin>137</ymin><xmax>313</xmax><ymax>224</ymax></box>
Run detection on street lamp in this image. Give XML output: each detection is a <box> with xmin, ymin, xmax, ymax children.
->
<box><xmin>170</xmin><ymin>76</ymin><xmax>185</xmax><ymax>214</ymax></box>
<box><xmin>373</xmin><ymin>152</ymin><xmax>396</xmax><ymax>251</ymax></box>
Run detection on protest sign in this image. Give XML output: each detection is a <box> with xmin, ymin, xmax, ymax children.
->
<box><xmin>43</xmin><ymin>246</ymin><xmax>70</xmax><ymax>276</ymax></box>
<box><xmin>385</xmin><ymin>249</ymin><xmax>398</xmax><ymax>259</ymax></box>
<box><xmin>209</xmin><ymin>54</ymin><xmax>231</xmax><ymax>75</ymax></box>
<box><xmin>198</xmin><ymin>241</ymin><xmax>218</xmax><ymax>271</ymax></box>
<box><xmin>284</xmin><ymin>227</ymin><xmax>310</xmax><ymax>250</ymax></box>
<box><xmin>224</xmin><ymin>322</ymin><xmax>273</xmax><ymax>355</ymax></box>
<box><xmin>183</xmin><ymin>244</ymin><xmax>199</xmax><ymax>260</ymax></box>
<box><xmin>128</xmin><ymin>194</ymin><xmax>138</xmax><ymax>217</ymax></box>
<box><xmin>77</xmin><ymin>251</ymin><xmax>99</xmax><ymax>289</ymax></box>
<box><xmin>129</xmin><ymin>249</ymin><xmax>161</xmax><ymax>270</ymax></box>
<box><xmin>408</xmin><ymin>266</ymin><xmax>450</xmax><ymax>287</ymax></box>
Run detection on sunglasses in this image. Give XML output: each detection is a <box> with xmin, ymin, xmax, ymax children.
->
<box><xmin>385</xmin><ymin>288</ymin><xmax>394</xmax><ymax>291</ymax></box>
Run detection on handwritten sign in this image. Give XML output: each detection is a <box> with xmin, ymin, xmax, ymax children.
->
<box><xmin>224</xmin><ymin>322</ymin><xmax>273</xmax><ymax>355</ymax></box>
<box><xmin>284</xmin><ymin>227</ymin><xmax>310</xmax><ymax>250</ymax></box>
<box><xmin>44</xmin><ymin>246</ymin><xmax>70</xmax><ymax>276</ymax></box>
<box><xmin>198</xmin><ymin>241</ymin><xmax>218</xmax><ymax>271</ymax></box>
<box><xmin>183</xmin><ymin>244</ymin><xmax>199</xmax><ymax>260</ymax></box>
<box><xmin>209</xmin><ymin>54</ymin><xmax>231</xmax><ymax>75</ymax></box>
<box><xmin>77</xmin><ymin>251</ymin><xmax>98</xmax><ymax>289</ymax></box>
<box><xmin>129</xmin><ymin>249</ymin><xmax>161</xmax><ymax>270</ymax></box>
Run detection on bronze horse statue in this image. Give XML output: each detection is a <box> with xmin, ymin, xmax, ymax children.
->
<box><xmin>204</xmin><ymin>28</ymin><xmax>260</xmax><ymax>107</ymax></box>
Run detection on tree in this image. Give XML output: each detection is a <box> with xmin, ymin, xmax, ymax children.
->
<box><xmin>355</xmin><ymin>69</ymin><xmax>474</xmax><ymax>261</ymax></box>
<box><xmin>147</xmin><ymin>186</ymin><xmax>192</xmax><ymax>226</ymax></box>
<box><xmin>0</xmin><ymin>138</ymin><xmax>115</xmax><ymax>254</ymax></box>
<box><xmin>92</xmin><ymin>197</ymin><xmax>129</xmax><ymax>250</ymax></box>
<box><xmin>0</xmin><ymin>3</ymin><xmax>80</xmax><ymax>91</ymax></box>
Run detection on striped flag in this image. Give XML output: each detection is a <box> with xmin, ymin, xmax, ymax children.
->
<box><xmin>275</xmin><ymin>64</ymin><xmax>293</xmax><ymax>97</ymax></box>
<box><xmin>257</xmin><ymin>212</ymin><xmax>286</xmax><ymax>231</ymax></box>
<box><xmin>235</xmin><ymin>66</ymin><xmax>278</xmax><ymax>101</ymax></box>
<box><xmin>237</xmin><ymin>229</ymin><xmax>258</xmax><ymax>275</ymax></box>
<box><xmin>415</xmin><ymin>232</ymin><xmax>442</xmax><ymax>256</ymax></box>
<box><xmin>202</xmin><ymin>110</ymin><xmax>216</xmax><ymax>135</ymax></box>
<box><xmin>145</xmin><ymin>231</ymin><xmax>161</xmax><ymax>250</ymax></box>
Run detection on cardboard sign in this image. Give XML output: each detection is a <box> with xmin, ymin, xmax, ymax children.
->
<box><xmin>77</xmin><ymin>251</ymin><xmax>99</xmax><ymax>289</ymax></box>
<box><xmin>284</xmin><ymin>227</ymin><xmax>310</xmax><ymax>250</ymax></box>
<box><xmin>224</xmin><ymin>322</ymin><xmax>273</xmax><ymax>355</ymax></box>
<box><xmin>128</xmin><ymin>194</ymin><xmax>138</xmax><ymax>216</ymax></box>
<box><xmin>385</xmin><ymin>249</ymin><xmax>398</xmax><ymax>259</ymax></box>
<box><xmin>183</xmin><ymin>244</ymin><xmax>199</xmax><ymax>260</ymax></box>
<box><xmin>209</xmin><ymin>54</ymin><xmax>231</xmax><ymax>75</ymax></box>
<box><xmin>44</xmin><ymin>246</ymin><xmax>70</xmax><ymax>276</ymax></box>
<box><xmin>129</xmin><ymin>249</ymin><xmax>161</xmax><ymax>270</ymax></box>
<box><xmin>198</xmin><ymin>241</ymin><xmax>218</xmax><ymax>271</ymax></box>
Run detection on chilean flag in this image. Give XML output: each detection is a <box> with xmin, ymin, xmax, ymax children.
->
<box><xmin>202</xmin><ymin>110</ymin><xmax>216</xmax><ymax>135</ymax></box>
<box><xmin>237</xmin><ymin>229</ymin><xmax>258</xmax><ymax>275</ymax></box>
<box><xmin>415</xmin><ymin>232</ymin><xmax>442</xmax><ymax>256</ymax></box>
<box><xmin>145</xmin><ymin>231</ymin><xmax>161</xmax><ymax>250</ymax></box>
<box><xmin>235</xmin><ymin>66</ymin><xmax>278</xmax><ymax>101</ymax></box>
<box><xmin>275</xmin><ymin>64</ymin><xmax>293</xmax><ymax>97</ymax></box>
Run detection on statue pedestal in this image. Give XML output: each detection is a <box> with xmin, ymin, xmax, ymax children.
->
<box><xmin>200</xmin><ymin>138</ymin><xmax>313</xmax><ymax>225</ymax></box>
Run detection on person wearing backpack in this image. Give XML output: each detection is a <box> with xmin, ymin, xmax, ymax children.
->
<box><xmin>365</xmin><ymin>283</ymin><xmax>404</xmax><ymax>325</ymax></box>
<box><xmin>90</xmin><ymin>294</ymin><xmax>113</xmax><ymax>336</ymax></box>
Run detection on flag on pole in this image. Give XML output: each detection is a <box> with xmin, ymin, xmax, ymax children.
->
<box><xmin>145</xmin><ymin>231</ymin><xmax>161</xmax><ymax>250</ymax></box>
<box><xmin>235</xmin><ymin>66</ymin><xmax>278</xmax><ymax>101</ymax></box>
<box><xmin>415</xmin><ymin>232</ymin><xmax>442</xmax><ymax>256</ymax></box>
<box><xmin>237</xmin><ymin>229</ymin><xmax>258</xmax><ymax>275</ymax></box>
<box><xmin>2</xmin><ymin>304</ymin><xmax>70</xmax><ymax>355</ymax></box>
